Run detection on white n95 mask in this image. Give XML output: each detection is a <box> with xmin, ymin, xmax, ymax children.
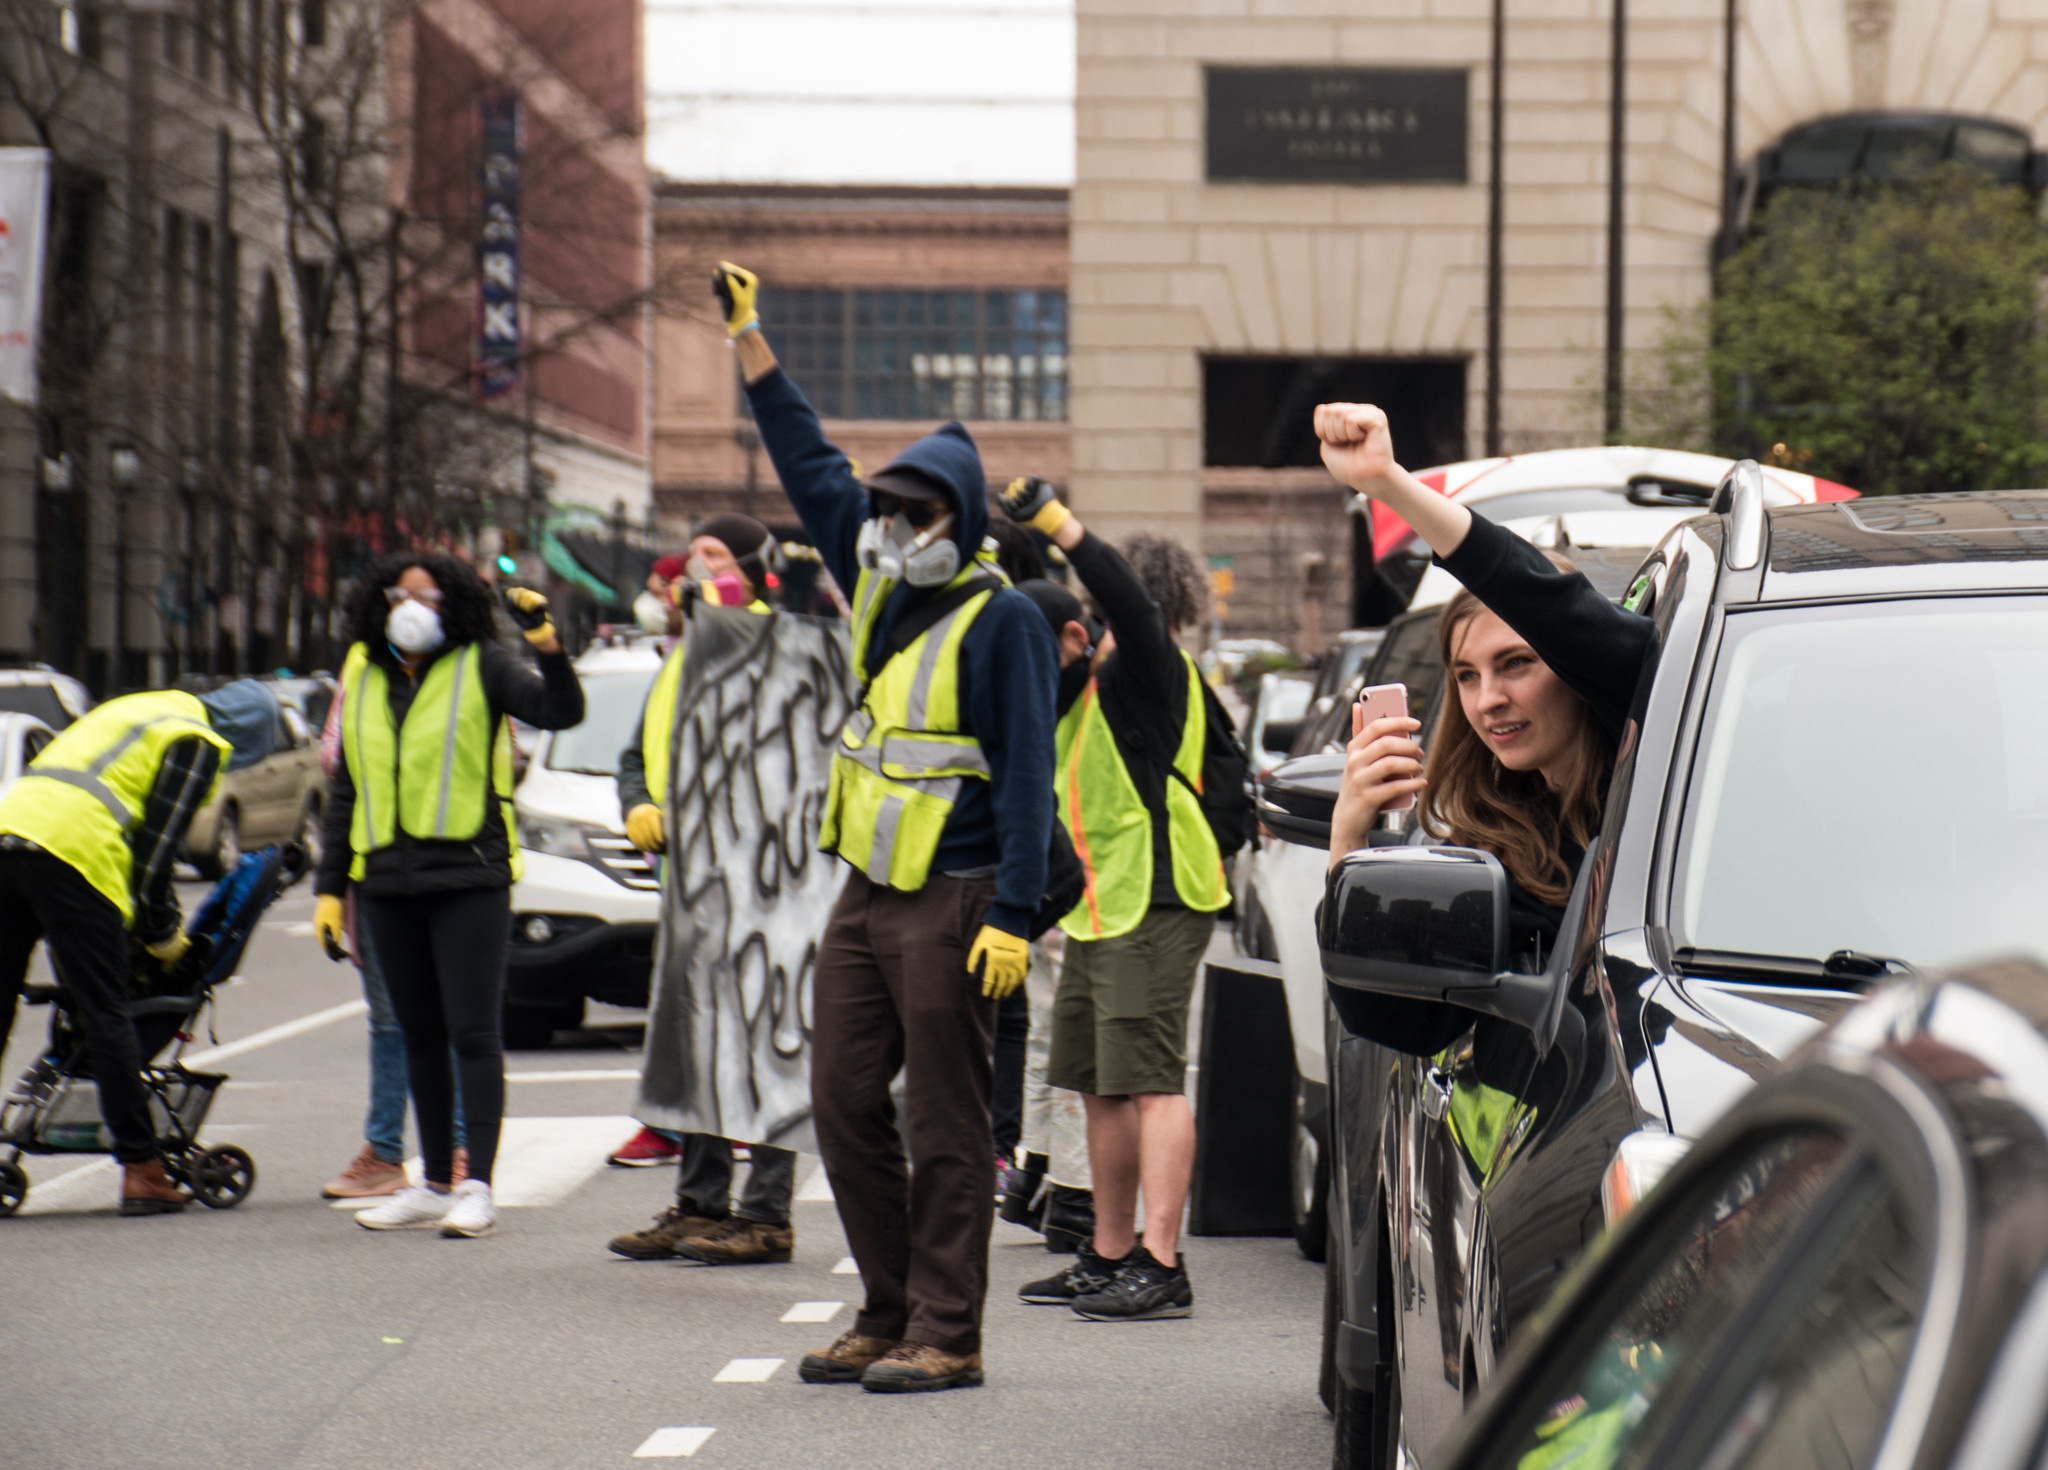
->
<box><xmin>386</xmin><ymin>599</ymin><xmax>444</xmax><ymax>655</ymax></box>
<box><xmin>856</xmin><ymin>510</ymin><xmax>958</xmax><ymax>588</ymax></box>
<box><xmin>633</xmin><ymin>590</ymin><xmax>669</xmax><ymax>634</ymax></box>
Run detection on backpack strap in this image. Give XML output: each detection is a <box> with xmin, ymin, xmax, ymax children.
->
<box><xmin>854</xmin><ymin>573</ymin><xmax>1004</xmax><ymax>707</ymax></box>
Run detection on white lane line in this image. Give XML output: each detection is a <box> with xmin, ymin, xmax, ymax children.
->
<box><xmin>632</xmin><ymin>1427</ymin><xmax>716</xmax><ymax>1458</ymax></box>
<box><xmin>712</xmin><ymin>1358</ymin><xmax>782</xmax><ymax>1383</ymax></box>
<box><xmin>326</xmin><ymin>1115</ymin><xmax>639</xmax><ymax>1210</ymax></box>
<box><xmin>831</xmin><ymin>1257</ymin><xmax>859</xmax><ymax>1275</ymax></box>
<box><xmin>18</xmin><ymin>1158</ymin><xmax>116</xmax><ymax>1213</ymax></box>
<box><xmin>780</xmin><ymin>1301</ymin><xmax>844</xmax><ymax>1324</ymax></box>
<box><xmin>507</xmin><ymin>1069</ymin><xmax>641</xmax><ymax>1083</ymax></box>
<box><xmin>796</xmin><ymin>1162</ymin><xmax>834</xmax><ymax>1202</ymax></box>
<box><xmin>274</xmin><ymin>921</ymin><xmax>316</xmax><ymax>936</ymax></box>
<box><xmin>182</xmin><ymin>1000</ymin><xmax>370</xmax><ymax>1068</ymax></box>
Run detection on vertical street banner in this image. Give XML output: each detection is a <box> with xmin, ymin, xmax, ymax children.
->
<box><xmin>476</xmin><ymin>92</ymin><xmax>521</xmax><ymax>401</ymax></box>
<box><xmin>634</xmin><ymin>606</ymin><xmax>855</xmax><ymax>1152</ymax></box>
<box><xmin>0</xmin><ymin>149</ymin><xmax>50</xmax><ymax>405</ymax></box>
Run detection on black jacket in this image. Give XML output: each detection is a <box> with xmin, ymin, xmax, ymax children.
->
<box><xmin>315</xmin><ymin>637</ymin><xmax>584</xmax><ymax>900</ymax></box>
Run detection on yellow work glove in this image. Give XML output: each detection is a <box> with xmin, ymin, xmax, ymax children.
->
<box><xmin>712</xmin><ymin>261</ymin><xmax>761</xmax><ymax>338</ymax></box>
<box><xmin>144</xmin><ymin>929</ymin><xmax>191</xmax><ymax>965</ymax></box>
<box><xmin>967</xmin><ymin>924</ymin><xmax>1030</xmax><ymax>1000</ymax></box>
<box><xmin>314</xmin><ymin>894</ymin><xmax>350</xmax><ymax>963</ymax></box>
<box><xmin>1000</xmin><ymin>475</ymin><xmax>1072</xmax><ymax>538</ymax></box>
<box><xmin>502</xmin><ymin>587</ymin><xmax>555</xmax><ymax>647</ymax></box>
<box><xmin>624</xmin><ymin>803</ymin><xmax>666</xmax><ymax>854</ymax></box>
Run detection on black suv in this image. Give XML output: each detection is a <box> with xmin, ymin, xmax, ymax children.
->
<box><xmin>1256</xmin><ymin>474</ymin><xmax>2048</xmax><ymax>1469</ymax></box>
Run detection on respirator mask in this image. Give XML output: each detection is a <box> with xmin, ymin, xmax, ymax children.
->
<box><xmin>855</xmin><ymin>490</ymin><xmax>958</xmax><ymax>588</ymax></box>
<box><xmin>385</xmin><ymin>593</ymin><xmax>445</xmax><ymax>655</ymax></box>
<box><xmin>632</xmin><ymin>590</ymin><xmax>670</xmax><ymax>634</ymax></box>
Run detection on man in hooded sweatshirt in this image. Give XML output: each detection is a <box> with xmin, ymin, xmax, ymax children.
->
<box><xmin>0</xmin><ymin>677</ymin><xmax>280</xmax><ymax>1215</ymax></box>
<box><xmin>712</xmin><ymin>262</ymin><xmax>1058</xmax><ymax>1393</ymax></box>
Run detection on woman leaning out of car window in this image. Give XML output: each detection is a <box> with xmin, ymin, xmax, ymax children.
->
<box><xmin>1315</xmin><ymin>402</ymin><xmax>1658</xmax><ymax>964</ymax></box>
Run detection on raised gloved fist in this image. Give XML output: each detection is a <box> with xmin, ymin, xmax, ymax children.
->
<box><xmin>1000</xmin><ymin>476</ymin><xmax>1071</xmax><ymax>538</ymax></box>
<box><xmin>967</xmin><ymin>924</ymin><xmax>1030</xmax><ymax>1000</ymax></box>
<box><xmin>144</xmin><ymin>929</ymin><xmax>192</xmax><ymax>966</ymax></box>
<box><xmin>502</xmin><ymin>587</ymin><xmax>555</xmax><ymax>646</ymax></box>
<box><xmin>712</xmin><ymin>261</ymin><xmax>761</xmax><ymax>338</ymax></box>
<box><xmin>624</xmin><ymin>803</ymin><xmax>666</xmax><ymax>854</ymax></box>
<box><xmin>314</xmin><ymin>894</ymin><xmax>349</xmax><ymax>962</ymax></box>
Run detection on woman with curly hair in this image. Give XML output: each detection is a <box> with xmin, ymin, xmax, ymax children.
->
<box><xmin>313</xmin><ymin>552</ymin><xmax>584</xmax><ymax>1238</ymax></box>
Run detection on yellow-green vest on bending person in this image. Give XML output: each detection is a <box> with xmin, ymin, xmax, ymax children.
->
<box><xmin>1055</xmin><ymin>651</ymin><xmax>1226</xmax><ymax>942</ymax></box>
<box><xmin>339</xmin><ymin>642</ymin><xmax>520</xmax><ymax>883</ymax></box>
<box><xmin>640</xmin><ymin>598</ymin><xmax>771</xmax><ymax>807</ymax></box>
<box><xmin>818</xmin><ymin>563</ymin><xmax>997</xmax><ymax>892</ymax></box>
<box><xmin>0</xmin><ymin>690</ymin><xmax>231</xmax><ymax>923</ymax></box>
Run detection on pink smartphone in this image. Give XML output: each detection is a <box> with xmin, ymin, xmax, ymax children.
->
<box><xmin>1355</xmin><ymin>682</ymin><xmax>1415</xmax><ymax>811</ymax></box>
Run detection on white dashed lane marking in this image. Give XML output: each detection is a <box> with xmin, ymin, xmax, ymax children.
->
<box><xmin>632</xmin><ymin>1426</ymin><xmax>717</xmax><ymax>1458</ymax></box>
<box><xmin>779</xmin><ymin>1301</ymin><xmax>844</xmax><ymax>1324</ymax></box>
<box><xmin>712</xmin><ymin>1357</ymin><xmax>783</xmax><ymax>1383</ymax></box>
<box><xmin>505</xmin><ymin>1069</ymin><xmax>641</xmax><ymax>1083</ymax></box>
<box><xmin>795</xmin><ymin>1162</ymin><xmax>834</xmax><ymax>1202</ymax></box>
<box><xmin>831</xmin><ymin>1256</ymin><xmax>859</xmax><ymax>1275</ymax></box>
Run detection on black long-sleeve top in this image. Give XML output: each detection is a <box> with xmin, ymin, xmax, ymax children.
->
<box><xmin>316</xmin><ymin>637</ymin><xmax>584</xmax><ymax>899</ymax></box>
<box><xmin>1062</xmin><ymin>530</ymin><xmax>1191</xmax><ymax>908</ymax></box>
<box><xmin>131</xmin><ymin>737</ymin><xmax>224</xmax><ymax>944</ymax></box>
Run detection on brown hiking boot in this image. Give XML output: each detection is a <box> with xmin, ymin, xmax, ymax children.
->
<box><xmin>798</xmin><ymin>1331</ymin><xmax>899</xmax><ymax>1384</ymax></box>
<box><xmin>859</xmin><ymin>1341</ymin><xmax>984</xmax><ymax>1393</ymax></box>
<box><xmin>321</xmin><ymin>1145</ymin><xmax>407</xmax><ymax>1200</ymax></box>
<box><xmin>675</xmin><ymin>1215</ymin><xmax>793</xmax><ymax>1265</ymax></box>
<box><xmin>119</xmin><ymin>1159</ymin><xmax>188</xmax><ymax>1216</ymax></box>
<box><xmin>608</xmin><ymin>1205</ymin><xmax>722</xmax><ymax>1260</ymax></box>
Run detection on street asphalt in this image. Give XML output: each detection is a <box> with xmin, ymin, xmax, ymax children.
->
<box><xmin>0</xmin><ymin>881</ymin><xmax>1332</xmax><ymax>1469</ymax></box>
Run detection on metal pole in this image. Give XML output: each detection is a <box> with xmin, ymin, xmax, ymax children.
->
<box><xmin>385</xmin><ymin>210</ymin><xmax>402</xmax><ymax>510</ymax></box>
<box><xmin>1604</xmin><ymin>0</ymin><xmax>1627</xmax><ymax>442</ymax></box>
<box><xmin>1485</xmin><ymin>0</ymin><xmax>1505</xmax><ymax>457</ymax></box>
<box><xmin>1719</xmin><ymin>0</ymin><xmax>1740</xmax><ymax>257</ymax></box>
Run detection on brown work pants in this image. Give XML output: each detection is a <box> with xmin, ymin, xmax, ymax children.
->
<box><xmin>812</xmin><ymin>870</ymin><xmax>998</xmax><ymax>1356</ymax></box>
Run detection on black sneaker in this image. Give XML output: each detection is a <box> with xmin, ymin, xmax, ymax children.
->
<box><xmin>1071</xmin><ymin>1246</ymin><xmax>1192</xmax><ymax>1320</ymax></box>
<box><xmin>1019</xmin><ymin>1238</ymin><xmax>1123</xmax><ymax>1304</ymax></box>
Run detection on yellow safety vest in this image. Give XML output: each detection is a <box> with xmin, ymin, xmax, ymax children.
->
<box><xmin>0</xmin><ymin>690</ymin><xmax>230</xmax><ymax>922</ymax></box>
<box><xmin>818</xmin><ymin>563</ymin><xmax>996</xmax><ymax>891</ymax></box>
<box><xmin>339</xmin><ymin>642</ymin><xmax>520</xmax><ymax>883</ymax></box>
<box><xmin>640</xmin><ymin>599</ymin><xmax>771</xmax><ymax>807</ymax></box>
<box><xmin>1056</xmin><ymin>651</ymin><xmax>1226</xmax><ymax>941</ymax></box>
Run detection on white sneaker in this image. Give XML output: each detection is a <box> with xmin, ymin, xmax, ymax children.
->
<box><xmin>357</xmin><ymin>1186</ymin><xmax>453</xmax><ymax>1231</ymax></box>
<box><xmin>440</xmin><ymin>1179</ymin><xmax>496</xmax><ymax>1238</ymax></box>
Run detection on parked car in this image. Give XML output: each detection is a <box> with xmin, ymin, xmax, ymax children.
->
<box><xmin>0</xmin><ymin>712</ymin><xmax>55</xmax><ymax>798</ymax></box>
<box><xmin>0</xmin><ymin>667</ymin><xmax>91</xmax><ymax>729</ymax></box>
<box><xmin>1433</xmin><ymin>954</ymin><xmax>2048</xmax><ymax>1470</ymax></box>
<box><xmin>1277</xmin><ymin>479</ymin><xmax>2048</xmax><ymax>1467</ymax></box>
<box><xmin>504</xmin><ymin>640</ymin><xmax>661</xmax><ymax>1048</ymax></box>
<box><xmin>1246</xmin><ymin>670</ymin><xmax>1316</xmax><ymax>776</ymax></box>
<box><xmin>262</xmin><ymin>672</ymin><xmax>336</xmax><ymax>733</ymax></box>
<box><xmin>183</xmin><ymin>701</ymin><xmax>326</xmax><ymax>878</ymax></box>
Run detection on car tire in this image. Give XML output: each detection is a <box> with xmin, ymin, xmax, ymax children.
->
<box><xmin>502</xmin><ymin>999</ymin><xmax>583</xmax><ymax>1051</ymax></box>
<box><xmin>1294</xmin><ymin>1082</ymin><xmax>1330</xmax><ymax>1262</ymax></box>
<box><xmin>191</xmin><ymin>803</ymin><xmax>239</xmax><ymax>881</ymax></box>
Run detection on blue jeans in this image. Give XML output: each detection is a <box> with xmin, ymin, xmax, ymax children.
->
<box><xmin>359</xmin><ymin>915</ymin><xmax>464</xmax><ymax>1164</ymax></box>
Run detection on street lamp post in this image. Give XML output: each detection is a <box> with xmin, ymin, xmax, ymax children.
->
<box><xmin>109</xmin><ymin>442</ymin><xmax>140</xmax><ymax>691</ymax></box>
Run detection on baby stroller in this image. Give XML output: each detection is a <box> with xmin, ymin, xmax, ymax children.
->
<box><xmin>0</xmin><ymin>843</ymin><xmax>309</xmax><ymax>1217</ymax></box>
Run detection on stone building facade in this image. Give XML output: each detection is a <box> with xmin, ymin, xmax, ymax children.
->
<box><xmin>1070</xmin><ymin>0</ymin><xmax>2048</xmax><ymax>648</ymax></box>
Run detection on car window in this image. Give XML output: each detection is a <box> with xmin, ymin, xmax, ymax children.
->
<box><xmin>1370</xmin><ymin>608</ymin><xmax>1445</xmax><ymax>723</ymax></box>
<box><xmin>1498</xmin><ymin>1128</ymin><xmax>1925</xmax><ymax>1470</ymax></box>
<box><xmin>23</xmin><ymin>727</ymin><xmax>50</xmax><ymax>761</ymax></box>
<box><xmin>546</xmin><ymin>669</ymin><xmax>659</xmax><ymax>777</ymax></box>
<box><xmin>1673</xmin><ymin>595</ymin><xmax>2048</xmax><ymax>969</ymax></box>
<box><xmin>0</xmin><ymin>685</ymin><xmax>68</xmax><ymax>728</ymax></box>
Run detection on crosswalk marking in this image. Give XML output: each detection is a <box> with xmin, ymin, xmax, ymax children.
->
<box><xmin>780</xmin><ymin>1301</ymin><xmax>844</xmax><ymax>1323</ymax></box>
<box><xmin>712</xmin><ymin>1357</ymin><xmax>782</xmax><ymax>1383</ymax></box>
<box><xmin>326</xmin><ymin>1115</ymin><xmax>637</xmax><ymax>1210</ymax></box>
<box><xmin>506</xmin><ymin>1070</ymin><xmax>642</xmax><ymax>1083</ymax></box>
<box><xmin>632</xmin><ymin>1426</ymin><xmax>716</xmax><ymax>1458</ymax></box>
<box><xmin>796</xmin><ymin>1162</ymin><xmax>834</xmax><ymax>1202</ymax></box>
<box><xmin>831</xmin><ymin>1256</ymin><xmax>859</xmax><ymax>1274</ymax></box>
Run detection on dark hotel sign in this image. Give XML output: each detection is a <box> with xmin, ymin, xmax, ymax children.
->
<box><xmin>1206</xmin><ymin>67</ymin><xmax>1468</xmax><ymax>184</ymax></box>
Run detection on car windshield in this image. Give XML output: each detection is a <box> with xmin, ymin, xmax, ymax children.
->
<box><xmin>1263</xmin><ymin>676</ymin><xmax>1314</xmax><ymax>726</ymax></box>
<box><xmin>1673</xmin><ymin>596</ymin><xmax>2048</xmax><ymax>969</ymax></box>
<box><xmin>0</xmin><ymin>684</ymin><xmax>71</xmax><ymax>728</ymax></box>
<box><xmin>1465</xmin><ymin>487</ymin><xmax>1663</xmax><ymax>523</ymax></box>
<box><xmin>546</xmin><ymin>668</ymin><xmax>658</xmax><ymax>777</ymax></box>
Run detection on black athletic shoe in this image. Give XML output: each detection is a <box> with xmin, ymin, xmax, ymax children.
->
<box><xmin>1070</xmin><ymin>1246</ymin><xmax>1192</xmax><ymax>1320</ymax></box>
<box><xmin>1018</xmin><ymin>1238</ymin><xmax>1123</xmax><ymax>1304</ymax></box>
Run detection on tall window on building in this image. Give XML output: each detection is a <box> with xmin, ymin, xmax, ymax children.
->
<box><xmin>755</xmin><ymin>288</ymin><xmax>1066</xmax><ymax>421</ymax></box>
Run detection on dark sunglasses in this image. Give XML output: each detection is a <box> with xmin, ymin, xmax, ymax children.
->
<box><xmin>870</xmin><ymin>491</ymin><xmax>945</xmax><ymax>529</ymax></box>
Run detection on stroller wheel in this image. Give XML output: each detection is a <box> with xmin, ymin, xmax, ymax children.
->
<box><xmin>0</xmin><ymin>1159</ymin><xmax>26</xmax><ymax>1216</ymax></box>
<box><xmin>192</xmin><ymin>1145</ymin><xmax>256</xmax><ymax>1209</ymax></box>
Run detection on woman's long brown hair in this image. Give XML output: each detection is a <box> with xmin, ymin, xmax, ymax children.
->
<box><xmin>1418</xmin><ymin>563</ymin><xmax>1609</xmax><ymax>908</ymax></box>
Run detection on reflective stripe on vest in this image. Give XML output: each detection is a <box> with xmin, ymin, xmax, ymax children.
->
<box><xmin>1055</xmin><ymin>651</ymin><xmax>1226</xmax><ymax>941</ymax></box>
<box><xmin>820</xmin><ymin>565</ymin><xmax>993</xmax><ymax>891</ymax></box>
<box><xmin>339</xmin><ymin>643</ymin><xmax>520</xmax><ymax>883</ymax></box>
<box><xmin>639</xmin><ymin>600</ymin><xmax>771</xmax><ymax>808</ymax></box>
<box><xmin>0</xmin><ymin>690</ymin><xmax>230</xmax><ymax>922</ymax></box>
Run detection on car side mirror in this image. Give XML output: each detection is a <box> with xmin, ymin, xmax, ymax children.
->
<box><xmin>1255</xmin><ymin>753</ymin><xmax>1340</xmax><ymax>848</ymax></box>
<box><xmin>1318</xmin><ymin>847</ymin><xmax>1557</xmax><ymax>1040</ymax></box>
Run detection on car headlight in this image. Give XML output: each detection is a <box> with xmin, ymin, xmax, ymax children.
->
<box><xmin>1600</xmin><ymin>1129</ymin><xmax>1693</xmax><ymax>1227</ymax></box>
<box><xmin>517</xmin><ymin>815</ymin><xmax>591</xmax><ymax>858</ymax></box>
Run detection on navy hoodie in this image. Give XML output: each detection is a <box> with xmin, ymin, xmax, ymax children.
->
<box><xmin>745</xmin><ymin>366</ymin><xmax>1057</xmax><ymax>937</ymax></box>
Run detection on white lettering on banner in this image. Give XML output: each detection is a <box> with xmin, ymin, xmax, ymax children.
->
<box><xmin>481</xmin><ymin>302</ymin><xmax>517</xmax><ymax>341</ymax></box>
<box><xmin>481</xmin><ymin>251</ymin><xmax>517</xmax><ymax>291</ymax></box>
<box><xmin>0</xmin><ymin>149</ymin><xmax>50</xmax><ymax>405</ymax></box>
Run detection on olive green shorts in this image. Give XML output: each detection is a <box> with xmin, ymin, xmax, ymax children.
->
<box><xmin>1046</xmin><ymin>906</ymin><xmax>1216</xmax><ymax>1099</ymax></box>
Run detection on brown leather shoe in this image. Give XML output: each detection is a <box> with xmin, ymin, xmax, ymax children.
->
<box><xmin>607</xmin><ymin>1206</ymin><xmax>722</xmax><ymax>1260</ymax></box>
<box><xmin>119</xmin><ymin>1159</ymin><xmax>188</xmax><ymax>1216</ymax></box>
<box><xmin>674</xmin><ymin>1215</ymin><xmax>793</xmax><ymax>1265</ymax></box>
<box><xmin>798</xmin><ymin>1331</ymin><xmax>899</xmax><ymax>1384</ymax></box>
<box><xmin>859</xmin><ymin>1341</ymin><xmax>985</xmax><ymax>1393</ymax></box>
<box><xmin>321</xmin><ymin>1145</ymin><xmax>407</xmax><ymax>1200</ymax></box>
